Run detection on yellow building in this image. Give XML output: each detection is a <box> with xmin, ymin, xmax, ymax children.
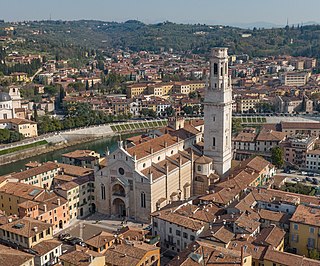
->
<box><xmin>10</xmin><ymin>72</ymin><xmax>30</xmax><ymax>83</ymax></box>
<box><xmin>0</xmin><ymin>217</ymin><xmax>53</xmax><ymax>248</ymax></box>
<box><xmin>289</xmin><ymin>205</ymin><xmax>320</xmax><ymax>257</ymax></box>
<box><xmin>127</xmin><ymin>83</ymin><xmax>148</xmax><ymax>98</ymax></box>
<box><xmin>160</xmin><ymin>82</ymin><xmax>174</xmax><ymax>95</ymax></box>
<box><xmin>263</xmin><ymin>247</ymin><xmax>320</xmax><ymax>266</ymax></box>
<box><xmin>0</xmin><ymin>118</ymin><xmax>38</xmax><ymax>138</ymax></box>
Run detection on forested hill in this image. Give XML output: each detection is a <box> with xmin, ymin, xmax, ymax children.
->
<box><xmin>3</xmin><ymin>20</ymin><xmax>320</xmax><ymax>59</ymax></box>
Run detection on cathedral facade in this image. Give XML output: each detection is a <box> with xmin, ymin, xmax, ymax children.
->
<box><xmin>95</xmin><ymin>48</ymin><xmax>232</xmax><ymax>222</ymax></box>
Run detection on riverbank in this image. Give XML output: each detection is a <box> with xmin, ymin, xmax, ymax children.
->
<box><xmin>0</xmin><ymin>135</ymin><xmax>103</xmax><ymax>166</ymax></box>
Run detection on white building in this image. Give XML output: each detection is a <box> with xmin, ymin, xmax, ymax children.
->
<box><xmin>305</xmin><ymin>150</ymin><xmax>320</xmax><ymax>173</ymax></box>
<box><xmin>0</xmin><ymin>92</ymin><xmax>14</xmax><ymax>119</ymax></box>
<box><xmin>204</xmin><ymin>48</ymin><xmax>233</xmax><ymax>177</ymax></box>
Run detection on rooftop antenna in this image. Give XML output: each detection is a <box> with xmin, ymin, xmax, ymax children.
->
<box><xmin>286</xmin><ymin>18</ymin><xmax>289</xmax><ymax>27</ymax></box>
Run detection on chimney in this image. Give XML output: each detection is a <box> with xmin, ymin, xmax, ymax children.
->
<box><xmin>164</xmin><ymin>141</ymin><xmax>167</xmax><ymax>148</ymax></box>
<box><xmin>57</xmin><ymin>198</ymin><xmax>61</xmax><ymax>206</ymax></box>
<box><xmin>150</xmin><ymin>147</ymin><xmax>154</xmax><ymax>154</ymax></box>
<box><xmin>240</xmin><ymin>246</ymin><xmax>244</xmax><ymax>266</ymax></box>
<box><xmin>33</xmin><ymin>226</ymin><xmax>38</xmax><ymax>233</ymax></box>
<box><xmin>43</xmin><ymin>204</ymin><xmax>47</xmax><ymax>212</ymax></box>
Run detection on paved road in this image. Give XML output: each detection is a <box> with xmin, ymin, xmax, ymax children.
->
<box><xmin>277</xmin><ymin>172</ymin><xmax>320</xmax><ymax>187</ymax></box>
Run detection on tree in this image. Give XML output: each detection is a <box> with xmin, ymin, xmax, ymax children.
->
<box><xmin>85</xmin><ymin>80</ymin><xmax>89</xmax><ymax>91</ymax></box>
<box><xmin>189</xmin><ymin>91</ymin><xmax>198</xmax><ymax>99</ymax></box>
<box><xmin>0</xmin><ymin>129</ymin><xmax>10</xmax><ymax>143</ymax></box>
<box><xmin>232</xmin><ymin>118</ymin><xmax>243</xmax><ymax>134</ymax></box>
<box><xmin>309</xmin><ymin>249</ymin><xmax>320</xmax><ymax>260</ymax></box>
<box><xmin>165</xmin><ymin>106</ymin><xmax>175</xmax><ymax>117</ymax></box>
<box><xmin>271</xmin><ymin>146</ymin><xmax>284</xmax><ymax>168</ymax></box>
<box><xmin>33</xmin><ymin>104</ymin><xmax>38</xmax><ymax>122</ymax></box>
<box><xmin>183</xmin><ymin>105</ymin><xmax>193</xmax><ymax>115</ymax></box>
<box><xmin>44</xmin><ymin>85</ymin><xmax>59</xmax><ymax>97</ymax></box>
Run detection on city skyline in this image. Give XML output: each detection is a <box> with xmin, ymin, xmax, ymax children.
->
<box><xmin>1</xmin><ymin>0</ymin><xmax>320</xmax><ymax>28</ymax></box>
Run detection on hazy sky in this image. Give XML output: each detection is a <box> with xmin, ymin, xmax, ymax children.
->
<box><xmin>1</xmin><ymin>0</ymin><xmax>320</xmax><ymax>26</ymax></box>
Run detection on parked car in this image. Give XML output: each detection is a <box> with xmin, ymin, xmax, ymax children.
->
<box><xmin>306</xmin><ymin>177</ymin><xmax>313</xmax><ymax>182</ymax></box>
<box><xmin>312</xmin><ymin>178</ymin><xmax>319</xmax><ymax>185</ymax></box>
<box><xmin>58</xmin><ymin>233</ymin><xmax>70</xmax><ymax>241</ymax></box>
<box><xmin>65</xmin><ymin>237</ymin><xmax>86</xmax><ymax>246</ymax></box>
<box><xmin>293</xmin><ymin>177</ymin><xmax>301</xmax><ymax>182</ymax></box>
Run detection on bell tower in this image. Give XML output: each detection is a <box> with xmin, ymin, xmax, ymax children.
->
<box><xmin>204</xmin><ymin>48</ymin><xmax>233</xmax><ymax>177</ymax></box>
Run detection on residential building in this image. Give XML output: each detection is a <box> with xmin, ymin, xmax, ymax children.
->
<box><xmin>151</xmin><ymin>202</ymin><xmax>217</xmax><ymax>252</ymax></box>
<box><xmin>281</xmin><ymin>135</ymin><xmax>317</xmax><ymax>167</ymax></box>
<box><xmin>0</xmin><ymin>118</ymin><xmax>38</xmax><ymax>138</ymax></box>
<box><xmin>127</xmin><ymin>83</ymin><xmax>148</xmax><ymax>98</ymax></box>
<box><xmin>233</xmin><ymin>128</ymin><xmax>287</xmax><ymax>160</ymax></box>
<box><xmin>32</xmin><ymin>239</ymin><xmax>62</xmax><ymax>266</ymax></box>
<box><xmin>0</xmin><ymin>217</ymin><xmax>53</xmax><ymax>248</ymax></box>
<box><xmin>0</xmin><ymin>182</ymin><xmax>69</xmax><ymax>232</ymax></box>
<box><xmin>168</xmin><ymin>241</ymin><xmax>252</xmax><ymax>266</ymax></box>
<box><xmin>104</xmin><ymin>240</ymin><xmax>160</xmax><ymax>266</ymax></box>
<box><xmin>0</xmin><ymin>243</ymin><xmax>35</xmax><ymax>266</ymax></box>
<box><xmin>54</xmin><ymin>174</ymin><xmax>95</xmax><ymax>219</ymax></box>
<box><xmin>305</xmin><ymin>149</ymin><xmax>320</xmax><ymax>173</ymax></box>
<box><xmin>235</xmin><ymin>95</ymin><xmax>260</xmax><ymax>113</ymax></box>
<box><xmin>7</xmin><ymin>162</ymin><xmax>59</xmax><ymax>189</ymax></box>
<box><xmin>59</xmin><ymin>246</ymin><xmax>105</xmax><ymax>266</ymax></box>
<box><xmin>280</xmin><ymin>122</ymin><xmax>320</xmax><ymax>137</ymax></box>
<box><xmin>62</xmin><ymin>150</ymin><xmax>101</xmax><ymax>169</ymax></box>
<box><xmin>289</xmin><ymin>205</ymin><xmax>320</xmax><ymax>256</ymax></box>
<box><xmin>281</xmin><ymin>71</ymin><xmax>311</xmax><ymax>86</ymax></box>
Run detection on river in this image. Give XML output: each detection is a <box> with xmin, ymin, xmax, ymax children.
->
<box><xmin>0</xmin><ymin>136</ymin><xmax>122</xmax><ymax>176</ymax></box>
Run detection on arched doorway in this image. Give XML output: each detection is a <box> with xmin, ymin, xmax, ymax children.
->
<box><xmin>59</xmin><ymin>220</ymin><xmax>63</xmax><ymax>229</ymax></box>
<box><xmin>113</xmin><ymin>198</ymin><xmax>126</xmax><ymax>217</ymax></box>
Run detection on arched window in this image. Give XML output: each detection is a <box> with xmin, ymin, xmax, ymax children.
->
<box><xmin>101</xmin><ymin>184</ymin><xmax>106</xmax><ymax>200</ymax></box>
<box><xmin>141</xmin><ymin>192</ymin><xmax>146</xmax><ymax>208</ymax></box>
<box><xmin>197</xmin><ymin>165</ymin><xmax>202</xmax><ymax>171</ymax></box>
<box><xmin>213</xmin><ymin>63</ymin><xmax>218</xmax><ymax>75</ymax></box>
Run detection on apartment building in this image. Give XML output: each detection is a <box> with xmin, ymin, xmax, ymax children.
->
<box><xmin>281</xmin><ymin>71</ymin><xmax>311</xmax><ymax>86</ymax></box>
<box><xmin>0</xmin><ymin>243</ymin><xmax>35</xmax><ymax>266</ymax></box>
<box><xmin>235</xmin><ymin>96</ymin><xmax>261</xmax><ymax>113</ymax></box>
<box><xmin>305</xmin><ymin>149</ymin><xmax>320</xmax><ymax>173</ymax></box>
<box><xmin>0</xmin><ymin>118</ymin><xmax>38</xmax><ymax>138</ymax></box>
<box><xmin>0</xmin><ymin>182</ymin><xmax>69</xmax><ymax>232</ymax></box>
<box><xmin>8</xmin><ymin>162</ymin><xmax>59</xmax><ymax>189</ymax></box>
<box><xmin>61</xmin><ymin>150</ymin><xmax>101</xmax><ymax>169</ymax></box>
<box><xmin>168</xmin><ymin>241</ymin><xmax>252</xmax><ymax>266</ymax></box>
<box><xmin>59</xmin><ymin>246</ymin><xmax>105</xmax><ymax>266</ymax></box>
<box><xmin>281</xmin><ymin>135</ymin><xmax>317</xmax><ymax>167</ymax></box>
<box><xmin>233</xmin><ymin>129</ymin><xmax>287</xmax><ymax>160</ymax></box>
<box><xmin>289</xmin><ymin>205</ymin><xmax>320</xmax><ymax>256</ymax></box>
<box><xmin>0</xmin><ymin>217</ymin><xmax>53</xmax><ymax>248</ymax></box>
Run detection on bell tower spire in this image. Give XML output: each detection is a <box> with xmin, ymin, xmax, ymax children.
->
<box><xmin>204</xmin><ymin>48</ymin><xmax>233</xmax><ymax>177</ymax></box>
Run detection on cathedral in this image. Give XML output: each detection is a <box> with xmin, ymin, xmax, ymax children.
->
<box><xmin>95</xmin><ymin>48</ymin><xmax>233</xmax><ymax>222</ymax></box>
